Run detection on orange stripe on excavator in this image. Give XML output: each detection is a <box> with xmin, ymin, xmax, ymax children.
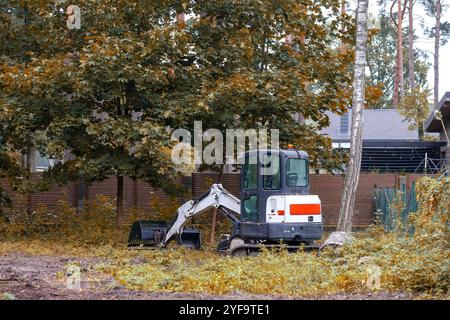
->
<box><xmin>290</xmin><ymin>204</ymin><xmax>321</xmax><ymax>215</ymax></box>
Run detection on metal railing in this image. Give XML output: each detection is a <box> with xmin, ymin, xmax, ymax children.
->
<box><xmin>414</xmin><ymin>157</ymin><xmax>450</xmax><ymax>174</ymax></box>
<box><xmin>438</xmin><ymin>166</ymin><xmax>450</xmax><ymax>180</ymax></box>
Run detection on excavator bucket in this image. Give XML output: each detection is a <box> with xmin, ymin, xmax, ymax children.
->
<box><xmin>128</xmin><ymin>221</ymin><xmax>168</xmax><ymax>247</ymax></box>
<box><xmin>128</xmin><ymin>221</ymin><xmax>202</xmax><ymax>250</ymax></box>
<box><xmin>178</xmin><ymin>228</ymin><xmax>202</xmax><ymax>250</ymax></box>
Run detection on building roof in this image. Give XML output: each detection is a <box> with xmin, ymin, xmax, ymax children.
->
<box><xmin>321</xmin><ymin>109</ymin><xmax>419</xmax><ymax>142</ymax></box>
<box><xmin>424</xmin><ymin>91</ymin><xmax>450</xmax><ymax>132</ymax></box>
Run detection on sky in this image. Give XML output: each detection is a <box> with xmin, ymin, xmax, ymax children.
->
<box><xmin>369</xmin><ymin>0</ymin><xmax>450</xmax><ymax>100</ymax></box>
<box><xmin>363</xmin><ymin>0</ymin><xmax>450</xmax><ymax>101</ymax></box>
<box><xmin>407</xmin><ymin>2</ymin><xmax>450</xmax><ymax>99</ymax></box>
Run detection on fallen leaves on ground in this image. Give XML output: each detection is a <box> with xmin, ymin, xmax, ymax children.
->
<box><xmin>0</xmin><ymin>177</ymin><xmax>448</xmax><ymax>298</ymax></box>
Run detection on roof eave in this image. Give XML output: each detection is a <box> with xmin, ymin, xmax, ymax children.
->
<box><xmin>425</xmin><ymin>91</ymin><xmax>450</xmax><ymax>132</ymax></box>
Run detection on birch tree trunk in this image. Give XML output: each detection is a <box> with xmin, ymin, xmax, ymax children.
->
<box><xmin>434</xmin><ymin>0</ymin><xmax>441</xmax><ymax>108</ymax></box>
<box><xmin>336</xmin><ymin>0</ymin><xmax>369</xmax><ymax>233</ymax></box>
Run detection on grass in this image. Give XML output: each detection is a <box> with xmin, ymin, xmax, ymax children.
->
<box><xmin>0</xmin><ymin>177</ymin><xmax>448</xmax><ymax>299</ymax></box>
<box><xmin>1</xmin><ymin>293</ymin><xmax>16</xmax><ymax>300</ymax></box>
<box><xmin>0</xmin><ymin>226</ymin><xmax>447</xmax><ymax>299</ymax></box>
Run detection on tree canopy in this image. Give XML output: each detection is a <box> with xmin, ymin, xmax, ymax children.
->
<box><xmin>1</xmin><ymin>0</ymin><xmax>355</xmax><ymax>217</ymax></box>
<box><xmin>366</xmin><ymin>14</ymin><xmax>430</xmax><ymax>109</ymax></box>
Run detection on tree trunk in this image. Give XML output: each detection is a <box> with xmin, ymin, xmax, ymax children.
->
<box><xmin>209</xmin><ymin>165</ymin><xmax>224</xmax><ymax>243</ymax></box>
<box><xmin>418</xmin><ymin>121</ymin><xmax>424</xmax><ymax>140</ymax></box>
<box><xmin>408</xmin><ymin>0</ymin><xmax>415</xmax><ymax>92</ymax></box>
<box><xmin>209</xmin><ymin>207</ymin><xmax>218</xmax><ymax>244</ymax></box>
<box><xmin>133</xmin><ymin>179</ymin><xmax>138</xmax><ymax>209</ymax></box>
<box><xmin>392</xmin><ymin>0</ymin><xmax>399</xmax><ymax>108</ymax></box>
<box><xmin>392</xmin><ymin>0</ymin><xmax>405</xmax><ymax>108</ymax></box>
<box><xmin>434</xmin><ymin>0</ymin><xmax>441</xmax><ymax>108</ymax></box>
<box><xmin>337</xmin><ymin>0</ymin><xmax>369</xmax><ymax>233</ymax></box>
<box><xmin>398</xmin><ymin>0</ymin><xmax>405</xmax><ymax>99</ymax></box>
<box><xmin>26</xmin><ymin>145</ymin><xmax>35</xmax><ymax>213</ymax></box>
<box><xmin>116</xmin><ymin>175</ymin><xmax>124</xmax><ymax>227</ymax></box>
<box><xmin>408</xmin><ymin>0</ymin><xmax>422</xmax><ymax>140</ymax></box>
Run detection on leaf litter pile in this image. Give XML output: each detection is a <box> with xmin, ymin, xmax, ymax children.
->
<box><xmin>0</xmin><ymin>177</ymin><xmax>448</xmax><ymax>299</ymax></box>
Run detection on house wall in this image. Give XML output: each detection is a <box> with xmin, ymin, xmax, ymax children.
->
<box><xmin>321</xmin><ymin>110</ymin><xmax>418</xmax><ymax>141</ymax></box>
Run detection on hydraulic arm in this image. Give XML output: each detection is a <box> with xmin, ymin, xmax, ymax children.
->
<box><xmin>163</xmin><ymin>184</ymin><xmax>240</xmax><ymax>245</ymax></box>
<box><xmin>128</xmin><ymin>184</ymin><xmax>240</xmax><ymax>248</ymax></box>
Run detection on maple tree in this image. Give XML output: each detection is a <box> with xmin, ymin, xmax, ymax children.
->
<box><xmin>1</xmin><ymin>0</ymin><xmax>355</xmax><ymax>223</ymax></box>
<box><xmin>187</xmin><ymin>0</ymin><xmax>354</xmax><ymax>170</ymax></box>
<box><xmin>1</xmin><ymin>1</ymin><xmax>188</xmax><ymax>223</ymax></box>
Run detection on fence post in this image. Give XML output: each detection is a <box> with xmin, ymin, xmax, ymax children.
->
<box><xmin>424</xmin><ymin>152</ymin><xmax>428</xmax><ymax>174</ymax></box>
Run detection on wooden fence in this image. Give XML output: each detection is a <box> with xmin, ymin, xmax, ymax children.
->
<box><xmin>0</xmin><ymin>172</ymin><xmax>433</xmax><ymax>228</ymax></box>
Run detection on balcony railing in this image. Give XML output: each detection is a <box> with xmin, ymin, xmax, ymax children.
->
<box><xmin>414</xmin><ymin>157</ymin><xmax>450</xmax><ymax>175</ymax></box>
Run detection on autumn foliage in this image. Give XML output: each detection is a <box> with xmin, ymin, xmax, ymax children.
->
<box><xmin>0</xmin><ymin>177</ymin><xmax>448</xmax><ymax>297</ymax></box>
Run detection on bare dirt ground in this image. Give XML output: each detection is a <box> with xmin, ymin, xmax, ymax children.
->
<box><xmin>0</xmin><ymin>253</ymin><xmax>414</xmax><ymax>300</ymax></box>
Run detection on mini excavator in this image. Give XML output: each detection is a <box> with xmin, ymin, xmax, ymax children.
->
<box><xmin>128</xmin><ymin>147</ymin><xmax>323</xmax><ymax>256</ymax></box>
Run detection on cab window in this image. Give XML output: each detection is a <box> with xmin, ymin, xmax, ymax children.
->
<box><xmin>242</xmin><ymin>195</ymin><xmax>258</xmax><ymax>221</ymax></box>
<box><xmin>285</xmin><ymin>158</ymin><xmax>308</xmax><ymax>187</ymax></box>
<box><xmin>261</xmin><ymin>153</ymin><xmax>281</xmax><ymax>190</ymax></box>
<box><xmin>243</xmin><ymin>155</ymin><xmax>257</xmax><ymax>190</ymax></box>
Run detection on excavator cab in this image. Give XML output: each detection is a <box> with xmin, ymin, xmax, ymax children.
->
<box><xmin>128</xmin><ymin>148</ymin><xmax>323</xmax><ymax>254</ymax></box>
<box><xmin>232</xmin><ymin>148</ymin><xmax>322</xmax><ymax>246</ymax></box>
